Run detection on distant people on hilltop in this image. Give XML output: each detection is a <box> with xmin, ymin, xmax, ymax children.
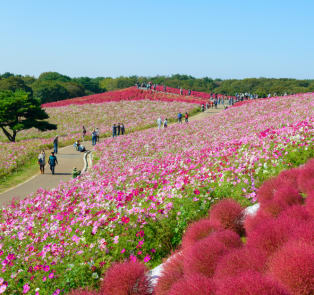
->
<box><xmin>112</xmin><ymin>123</ymin><xmax>126</xmax><ymax>138</ymax></box>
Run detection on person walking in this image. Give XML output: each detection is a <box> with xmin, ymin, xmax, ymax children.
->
<box><xmin>112</xmin><ymin>124</ymin><xmax>117</xmax><ymax>138</ymax></box>
<box><xmin>157</xmin><ymin>117</ymin><xmax>162</xmax><ymax>129</ymax></box>
<box><xmin>53</xmin><ymin>136</ymin><xmax>58</xmax><ymax>154</ymax></box>
<box><xmin>82</xmin><ymin>126</ymin><xmax>86</xmax><ymax>139</ymax></box>
<box><xmin>164</xmin><ymin>118</ymin><xmax>168</xmax><ymax>128</ymax></box>
<box><xmin>48</xmin><ymin>152</ymin><xmax>58</xmax><ymax>175</ymax></box>
<box><xmin>38</xmin><ymin>150</ymin><xmax>45</xmax><ymax>174</ymax></box>
<box><xmin>185</xmin><ymin>112</ymin><xmax>189</xmax><ymax>123</ymax></box>
<box><xmin>92</xmin><ymin>130</ymin><xmax>97</xmax><ymax>146</ymax></box>
<box><xmin>121</xmin><ymin>123</ymin><xmax>125</xmax><ymax>135</ymax></box>
<box><xmin>177</xmin><ymin>112</ymin><xmax>182</xmax><ymax>123</ymax></box>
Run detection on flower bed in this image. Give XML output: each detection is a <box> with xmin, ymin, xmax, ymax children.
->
<box><xmin>0</xmin><ymin>100</ymin><xmax>198</xmax><ymax>177</ymax></box>
<box><xmin>0</xmin><ymin>94</ymin><xmax>313</xmax><ymax>294</ymax></box>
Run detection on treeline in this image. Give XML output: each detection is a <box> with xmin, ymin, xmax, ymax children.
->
<box><xmin>1</xmin><ymin>72</ymin><xmax>313</xmax><ymax>103</ymax></box>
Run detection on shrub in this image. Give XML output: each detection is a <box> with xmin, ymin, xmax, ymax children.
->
<box><xmin>100</xmin><ymin>261</ymin><xmax>150</xmax><ymax>295</ymax></box>
<box><xmin>168</xmin><ymin>273</ymin><xmax>216</xmax><ymax>295</ymax></box>
<box><xmin>183</xmin><ymin>236</ymin><xmax>228</xmax><ymax>277</ymax></box>
<box><xmin>297</xmin><ymin>161</ymin><xmax>314</xmax><ymax>195</ymax></box>
<box><xmin>277</xmin><ymin>167</ymin><xmax>300</xmax><ymax>188</ymax></box>
<box><xmin>269</xmin><ymin>241</ymin><xmax>314</xmax><ymax>295</ymax></box>
<box><xmin>246</xmin><ymin>217</ymin><xmax>291</xmax><ymax>257</ymax></box>
<box><xmin>68</xmin><ymin>289</ymin><xmax>98</xmax><ymax>295</ymax></box>
<box><xmin>210</xmin><ymin>229</ymin><xmax>242</xmax><ymax>249</ymax></box>
<box><xmin>215</xmin><ymin>271</ymin><xmax>290</xmax><ymax>295</ymax></box>
<box><xmin>305</xmin><ymin>191</ymin><xmax>314</xmax><ymax>217</ymax></box>
<box><xmin>278</xmin><ymin>205</ymin><xmax>310</xmax><ymax>222</ymax></box>
<box><xmin>256</xmin><ymin>177</ymin><xmax>282</xmax><ymax>205</ymax></box>
<box><xmin>244</xmin><ymin>210</ymin><xmax>271</xmax><ymax>235</ymax></box>
<box><xmin>261</xmin><ymin>185</ymin><xmax>303</xmax><ymax>217</ymax></box>
<box><xmin>208</xmin><ymin>199</ymin><xmax>244</xmax><ymax>235</ymax></box>
<box><xmin>154</xmin><ymin>252</ymin><xmax>184</xmax><ymax>295</ymax></box>
<box><xmin>290</xmin><ymin>220</ymin><xmax>314</xmax><ymax>246</ymax></box>
<box><xmin>181</xmin><ymin>218</ymin><xmax>216</xmax><ymax>249</ymax></box>
<box><xmin>214</xmin><ymin>247</ymin><xmax>267</xmax><ymax>280</ymax></box>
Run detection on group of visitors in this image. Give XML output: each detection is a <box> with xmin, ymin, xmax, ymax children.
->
<box><xmin>112</xmin><ymin>123</ymin><xmax>125</xmax><ymax>138</ymax></box>
<box><xmin>157</xmin><ymin>117</ymin><xmax>168</xmax><ymax>129</ymax></box>
<box><xmin>38</xmin><ymin>150</ymin><xmax>58</xmax><ymax>175</ymax></box>
<box><xmin>177</xmin><ymin>112</ymin><xmax>189</xmax><ymax>123</ymax></box>
<box><xmin>74</xmin><ymin>140</ymin><xmax>86</xmax><ymax>152</ymax></box>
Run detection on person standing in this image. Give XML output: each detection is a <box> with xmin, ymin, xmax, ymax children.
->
<box><xmin>95</xmin><ymin>128</ymin><xmax>100</xmax><ymax>142</ymax></box>
<box><xmin>185</xmin><ymin>112</ymin><xmax>189</xmax><ymax>123</ymax></box>
<box><xmin>82</xmin><ymin>126</ymin><xmax>86</xmax><ymax>139</ymax></box>
<box><xmin>53</xmin><ymin>136</ymin><xmax>58</xmax><ymax>154</ymax></box>
<box><xmin>164</xmin><ymin>118</ymin><xmax>168</xmax><ymax>128</ymax></box>
<box><xmin>92</xmin><ymin>130</ymin><xmax>97</xmax><ymax>146</ymax></box>
<box><xmin>121</xmin><ymin>123</ymin><xmax>125</xmax><ymax>135</ymax></box>
<box><xmin>112</xmin><ymin>124</ymin><xmax>117</xmax><ymax>138</ymax></box>
<box><xmin>38</xmin><ymin>150</ymin><xmax>46</xmax><ymax>174</ymax></box>
<box><xmin>157</xmin><ymin>117</ymin><xmax>162</xmax><ymax>129</ymax></box>
<box><xmin>117</xmin><ymin>123</ymin><xmax>121</xmax><ymax>136</ymax></box>
<box><xmin>48</xmin><ymin>152</ymin><xmax>58</xmax><ymax>175</ymax></box>
<box><xmin>178</xmin><ymin>112</ymin><xmax>182</xmax><ymax>123</ymax></box>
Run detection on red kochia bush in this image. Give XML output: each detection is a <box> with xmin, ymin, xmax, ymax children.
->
<box><xmin>168</xmin><ymin>273</ymin><xmax>216</xmax><ymax>295</ymax></box>
<box><xmin>68</xmin><ymin>289</ymin><xmax>98</xmax><ymax>295</ymax></box>
<box><xmin>154</xmin><ymin>252</ymin><xmax>184</xmax><ymax>295</ymax></box>
<box><xmin>246</xmin><ymin>217</ymin><xmax>291</xmax><ymax>257</ymax></box>
<box><xmin>214</xmin><ymin>247</ymin><xmax>267</xmax><ymax>280</ymax></box>
<box><xmin>256</xmin><ymin>177</ymin><xmax>282</xmax><ymax>204</ymax></box>
<box><xmin>305</xmin><ymin>191</ymin><xmax>314</xmax><ymax>217</ymax></box>
<box><xmin>261</xmin><ymin>185</ymin><xmax>303</xmax><ymax>217</ymax></box>
<box><xmin>244</xmin><ymin>209</ymin><xmax>272</xmax><ymax>235</ymax></box>
<box><xmin>269</xmin><ymin>241</ymin><xmax>314</xmax><ymax>295</ymax></box>
<box><xmin>277</xmin><ymin>167</ymin><xmax>300</xmax><ymax>188</ymax></box>
<box><xmin>215</xmin><ymin>271</ymin><xmax>290</xmax><ymax>295</ymax></box>
<box><xmin>183</xmin><ymin>236</ymin><xmax>228</xmax><ymax>277</ymax></box>
<box><xmin>297</xmin><ymin>159</ymin><xmax>314</xmax><ymax>194</ymax></box>
<box><xmin>210</xmin><ymin>229</ymin><xmax>242</xmax><ymax>249</ymax></box>
<box><xmin>181</xmin><ymin>218</ymin><xmax>216</xmax><ymax>249</ymax></box>
<box><xmin>209</xmin><ymin>199</ymin><xmax>244</xmax><ymax>235</ymax></box>
<box><xmin>100</xmin><ymin>261</ymin><xmax>150</xmax><ymax>295</ymax></box>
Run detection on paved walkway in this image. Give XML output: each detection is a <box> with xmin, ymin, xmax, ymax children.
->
<box><xmin>0</xmin><ymin>104</ymin><xmax>226</xmax><ymax>206</ymax></box>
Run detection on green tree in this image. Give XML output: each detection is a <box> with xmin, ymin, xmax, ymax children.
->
<box><xmin>38</xmin><ymin>72</ymin><xmax>71</xmax><ymax>82</ymax></box>
<box><xmin>0</xmin><ymin>76</ymin><xmax>33</xmax><ymax>95</ymax></box>
<box><xmin>0</xmin><ymin>90</ymin><xmax>57</xmax><ymax>142</ymax></box>
<box><xmin>32</xmin><ymin>80</ymin><xmax>69</xmax><ymax>103</ymax></box>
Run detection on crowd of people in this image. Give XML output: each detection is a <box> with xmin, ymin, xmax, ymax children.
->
<box><xmin>112</xmin><ymin>123</ymin><xmax>125</xmax><ymax>138</ymax></box>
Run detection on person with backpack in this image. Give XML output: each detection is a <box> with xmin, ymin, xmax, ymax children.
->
<box><xmin>38</xmin><ymin>150</ymin><xmax>45</xmax><ymax>174</ymax></box>
<box><xmin>185</xmin><ymin>112</ymin><xmax>189</xmax><ymax>123</ymax></box>
<box><xmin>53</xmin><ymin>135</ymin><xmax>58</xmax><ymax>154</ymax></box>
<box><xmin>48</xmin><ymin>152</ymin><xmax>58</xmax><ymax>175</ymax></box>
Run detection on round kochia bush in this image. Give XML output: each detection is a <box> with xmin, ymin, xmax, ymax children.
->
<box><xmin>208</xmin><ymin>199</ymin><xmax>244</xmax><ymax>235</ymax></box>
<box><xmin>100</xmin><ymin>261</ymin><xmax>151</xmax><ymax>295</ymax></box>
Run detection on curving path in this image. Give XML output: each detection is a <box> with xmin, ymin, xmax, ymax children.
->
<box><xmin>0</xmin><ymin>104</ymin><xmax>226</xmax><ymax>206</ymax></box>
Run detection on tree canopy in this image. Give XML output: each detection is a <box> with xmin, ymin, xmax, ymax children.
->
<box><xmin>1</xmin><ymin>72</ymin><xmax>313</xmax><ymax>104</ymax></box>
<box><xmin>0</xmin><ymin>90</ymin><xmax>57</xmax><ymax>142</ymax></box>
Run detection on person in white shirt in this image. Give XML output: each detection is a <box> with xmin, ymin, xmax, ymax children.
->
<box><xmin>157</xmin><ymin>117</ymin><xmax>162</xmax><ymax>129</ymax></box>
<box><xmin>38</xmin><ymin>150</ymin><xmax>46</xmax><ymax>174</ymax></box>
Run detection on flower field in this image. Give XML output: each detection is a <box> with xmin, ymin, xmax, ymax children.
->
<box><xmin>0</xmin><ymin>100</ymin><xmax>198</xmax><ymax>177</ymax></box>
<box><xmin>0</xmin><ymin>94</ymin><xmax>313</xmax><ymax>294</ymax></box>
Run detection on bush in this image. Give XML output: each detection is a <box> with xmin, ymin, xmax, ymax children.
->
<box><xmin>256</xmin><ymin>177</ymin><xmax>282</xmax><ymax>204</ymax></box>
<box><xmin>183</xmin><ymin>236</ymin><xmax>228</xmax><ymax>277</ymax></box>
<box><xmin>181</xmin><ymin>219</ymin><xmax>216</xmax><ymax>249</ymax></box>
<box><xmin>277</xmin><ymin>167</ymin><xmax>300</xmax><ymax>188</ymax></box>
<box><xmin>208</xmin><ymin>199</ymin><xmax>244</xmax><ymax>235</ymax></box>
<box><xmin>244</xmin><ymin>210</ymin><xmax>271</xmax><ymax>235</ymax></box>
<box><xmin>210</xmin><ymin>229</ymin><xmax>242</xmax><ymax>249</ymax></box>
<box><xmin>261</xmin><ymin>185</ymin><xmax>303</xmax><ymax>217</ymax></box>
<box><xmin>215</xmin><ymin>271</ymin><xmax>290</xmax><ymax>295</ymax></box>
<box><xmin>214</xmin><ymin>248</ymin><xmax>267</xmax><ymax>280</ymax></box>
<box><xmin>100</xmin><ymin>261</ymin><xmax>150</xmax><ymax>295</ymax></box>
<box><xmin>168</xmin><ymin>273</ymin><xmax>216</xmax><ymax>295</ymax></box>
<box><xmin>269</xmin><ymin>241</ymin><xmax>314</xmax><ymax>295</ymax></box>
<box><xmin>246</xmin><ymin>217</ymin><xmax>291</xmax><ymax>257</ymax></box>
<box><xmin>297</xmin><ymin>159</ymin><xmax>314</xmax><ymax>195</ymax></box>
<box><xmin>154</xmin><ymin>252</ymin><xmax>184</xmax><ymax>295</ymax></box>
<box><xmin>305</xmin><ymin>191</ymin><xmax>314</xmax><ymax>217</ymax></box>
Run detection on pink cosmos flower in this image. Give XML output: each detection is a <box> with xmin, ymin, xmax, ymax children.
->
<box><xmin>23</xmin><ymin>283</ymin><xmax>30</xmax><ymax>294</ymax></box>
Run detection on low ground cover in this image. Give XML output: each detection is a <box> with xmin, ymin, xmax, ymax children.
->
<box><xmin>0</xmin><ymin>94</ymin><xmax>312</xmax><ymax>294</ymax></box>
<box><xmin>0</xmin><ymin>100</ymin><xmax>198</xmax><ymax>178</ymax></box>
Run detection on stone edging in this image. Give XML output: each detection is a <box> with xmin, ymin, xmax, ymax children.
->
<box><xmin>83</xmin><ymin>151</ymin><xmax>91</xmax><ymax>173</ymax></box>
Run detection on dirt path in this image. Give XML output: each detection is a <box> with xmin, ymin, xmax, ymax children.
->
<box><xmin>0</xmin><ymin>104</ymin><xmax>226</xmax><ymax>206</ymax></box>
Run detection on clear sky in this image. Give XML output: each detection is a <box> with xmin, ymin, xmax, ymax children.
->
<box><xmin>1</xmin><ymin>0</ymin><xmax>314</xmax><ymax>79</ymax></box>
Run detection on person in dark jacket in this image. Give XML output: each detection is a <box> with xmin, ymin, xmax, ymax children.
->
<box><xmin>112</xmin><ymin>124</ymin><xmax>117</xmax><ymax>138</ymax></box>
<box><xmin>48</xmin><ymin>152</ymin><xmax>58</xmax><ymax>175</ymax></box>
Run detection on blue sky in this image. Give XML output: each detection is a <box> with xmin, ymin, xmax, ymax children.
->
<box><xmin>1</xmin><ymin>0</ymin><xmax>313</xmax><ymax>79</ymax></box>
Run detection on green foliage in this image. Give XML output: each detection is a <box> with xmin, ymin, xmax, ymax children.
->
<box><xmin>0</xmin><ymin>90</ymin><xmax>57</xmax><ymax>141</ymax></box>
<box><xmin>32</xmin><ymin>80</ymin><xmax>70</xmax><ymax>103</ymax></box>
<box><xmin>0</xmin><ymin>76</ymin><xmax>33</xmax><ymax>95</ymax></box>
<box><xmin>38</xmin><ymin>71</ymin><xmax>71</xmax><ymax>82</ymax></box>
